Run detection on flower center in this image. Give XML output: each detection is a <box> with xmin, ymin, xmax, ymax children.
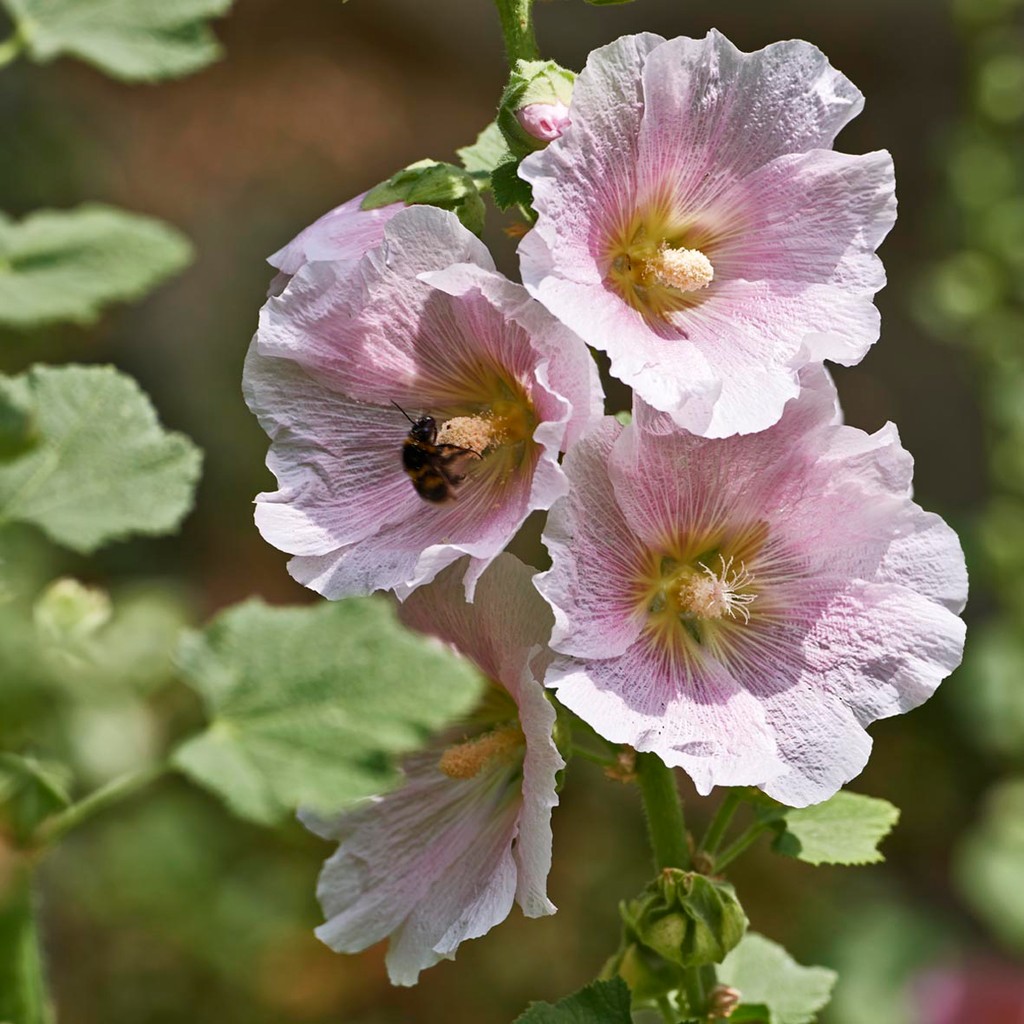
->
<box><xmin>642</xmin><ymin>243</ymin><xmax>714</xmax><ymax>293</ymax></box>
<box><xmin>438</xmin><ymin>725</ymin><xmax>524</xmax><ymax>780</ymax></box>
<box><xmin>606</xmin><ymin>213</ymin><xmax>719</xmax><ymax>322</ymax></box>
<box><xmin>675</xmin><ymin>556</ymin><xmax>756</xmax><ymax>624</ymax></box>
<box><xmin>435</xmin><ymin>397</ymin><xmax>534</xmax><ymax>455</ymax></box>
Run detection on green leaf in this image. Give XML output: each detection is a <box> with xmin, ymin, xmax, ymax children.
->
<box><xmin>363</xmin><ymin>160</ymin><xmax>486</xmax><ymax>236</ymax></box>
<box><xmin>757</xmin><ymin>790</ymin><xmax>900</xmax><ymax>866</ymax></box>
<box><xmin>514</xmin><ymin>978</ymin><xmax>632</xmax><ymax>1023</ymax></box>
<box><xmin>0</xmin><ymin>753</ymin><xmax>71</xmax><ymax>844</ymax></box>
<box><xmin>719</xmin><ymin>933</ymin><xmax>837</xmax><ymax>1024</ymax></box>
<box><xmin>173</xmin><ymin>597</ymin><xmax>485</xmax><ymax>826</ymax></box>
<box><xmin>2</xmin><ymin>0</ymin><xmax>233</xmax><ymax>81</ymax></box>
<box><xmin>0</xmin><ymin>205</ymin><xmax>192</xmax><ymax>329</ymax></box>
<box><xmin>492</xmin><ymin>159</ymin><xmax>533</xmax><ymax>212</ymax></box>
<box><xmin>457</xmin><ymin>121</ymin><xmax>513</xmax><ymax>189</ymax></box>
<box><xmin>0</xmin><ymin>377</ymin><xmax>36</xmax><ymax>461</ymax></box>
<box><xmin>0</xmin><ymin>365</ymin><xmax>203</xmax><ymax>553</ymax></box>
<box><xmin>730</xmin><ymin>1005</ymin><xmax>771</xmax><ymax>1023</ymax></box>
<box><xmin>955</xmin><ymin>777</ymin><xmax>1024</xmax><ymax>950</ymax></box>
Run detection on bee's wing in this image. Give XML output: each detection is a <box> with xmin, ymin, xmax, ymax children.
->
<box><xmin>436</xmin><ymin>445</ymin><xmax>482</xmax><ymax>485</ymax></box>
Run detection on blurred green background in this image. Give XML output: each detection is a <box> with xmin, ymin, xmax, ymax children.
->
<box><xmin>1</xmin><ymin>0</ymin><xmax>1022</xmax><ymax>1021</ymax></box>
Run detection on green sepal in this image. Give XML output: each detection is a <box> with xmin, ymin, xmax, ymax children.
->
<box><xmin>457</xmin><ymin>122</ymin><xmax>513</xmax><ymax>191</ymax></box>
<box><xmin>491</xmin><ymin>160</ymin><xmax>534</xmax><ymax>213</ymax></box>
<box><xmin>621</xmin><ymin>869</ymin><xmax>748</xmax><ymax>970</ymax></box>
<box><xmin>730</xmin><ymin>1005</ymin><xmax>772</xmax><ymax>1022</ymax></box>
<box><xmin>362</xmin><ymin>159</ymin><xmax>486</xmax><ymax>236</ymax></box>
<box><xmin>497</xmin><ymin>58</ymin><xmax>575</xmax><ymax>157</ymax></box>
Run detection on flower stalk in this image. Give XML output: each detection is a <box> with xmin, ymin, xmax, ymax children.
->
<box><xmin>492</xmin><ymin>0</ymin><xmax>540</xmax><ymax>65</ymax></box>
<box><xmin>635</xmin><ymin>752</ymin><xmax>690</xmax><ymax>871</ymax></box>
<box><xmin>0</xmin><ymin>869</ymin><xmax>52</xmax><ymax>1024</ymax></box>
<box><xmin>34</xmin><ymin>763</ymin><xmax>168</xmax><ymax>847</ymax></box>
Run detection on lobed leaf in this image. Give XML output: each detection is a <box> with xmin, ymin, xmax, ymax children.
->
<box><xmin>457</xmin><ymin>121</ymin><xmax>514</xmax><ymax>190</ymax></box>
<box><xmin>173</xmin><ymin>598</ymin><xmax>485</xmax><ymax>826</ymax></box>
<box><xmin>0</xmin><ymin>365</ymin><xmax>203</xmax><ymax>553</ymax></box>
<box><xmin>0</xmin><ymin>205</ymin><xmax>192</xmax><ymax>329</ymax></box>
<box><xmin>514</xmin><ymin>978</ymin><xmax>632</xmax><ymax>1023</ymax></box>
<box><xmin>719</xmin><ymin>933</ymin><xmax>837</xmax><ymax>1024</ymax></box>
<box><xmin>1</xmin><ymin>0</ymin><xmax>233</xmax><ymax>81</ymax></box>
<box><xmin>755</xmin><ymin>790</ymin><xmax>900</xmax><ymax>866</ymax></box>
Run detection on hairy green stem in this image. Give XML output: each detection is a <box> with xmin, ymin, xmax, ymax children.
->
<box><xmin>0</xmin><ymin>30</ymin><xmax>24</xmax><ymax>69</ymax></box>
<box><xmin>492</xmin><ymin>0</ymin><xmax>540</xmax><ymax>65</ymax></box>
<box><xmin>635</xmin><ymin>752</ymin><xmax>690</xmax><ymax>871</ymax></box>
<box><xmin>0</xmin><ymin>871</ymin><xmax>51</xmax><ymax>1024</ymax></box>
<box><xmin>682</xmin><ymin>966</ymin><xmax>707</xmax><ymax>1019</ymax></box>
<box><xmin>698</xmin><ymin>789</ymin><xmax>742</xmax><ymax>856</ymax></box>
<box><xmin>36</xmin><ymin>762</ymin><xmax>168</xmax><ymax>847</ymax></box>
<box><xmin>714</xmin><ymin>822</ymin><xmax>770</xmax><ymax>871</ymax></box>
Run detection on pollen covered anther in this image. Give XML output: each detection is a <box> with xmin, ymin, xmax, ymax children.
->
<box><xmin>435</xmin><ymin>415</ymin><xmax>497</xmax><ymax>455</ymax></box>
<box><xmin>438</xmin><ymin>725</ymin><xmax>524</xmax><ymax>780</ymax></box>
<box><xmin>644</xmin><ymin>243</ymin><xmax>714</xmax><ymax>293</ymax></box>
<box><xmin>676</xmin><ymin>554</ymin><xmax>757</xmax><ymax>623</ymax></box>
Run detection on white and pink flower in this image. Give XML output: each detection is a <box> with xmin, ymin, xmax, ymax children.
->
<box><xmin>536</xmin><ymin>368</ymin><xmax>966</xmax><ymax>806</ymax></box>
<box><xmin>244</xmin><ymin>205</ymin><xmax>603</xmax><ymax>601</ymax></box>
<box><xmin>268</xmin><ymin>190</ymin><xmax>402</xmax><ymax>278</ymax></box>
<box><xmin>519</xmin><ymin>30</ymin><xmax>897</xmax><ymax>438</ymax></box>
<box><xmin>303</xmin><ymin>554</ymin><xmax>563</xmax><ymax>985</ymax></box>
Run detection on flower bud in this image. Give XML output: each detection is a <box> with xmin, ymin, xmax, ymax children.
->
<box><xmin>33</xmin><ymin>577</ymin><xmax>111</xmax><ymax>644</ymax></box>
<box><xmin>516</xmin><ymin>101</ymin><xmax>572</xmax><ymax>143</ymax></box>
<box><xmin>621</xmin><ymin>869</ymin><xmax>748</xmax><ymax>970</ymax></box>
<box><xmin>361</xmin><ymin>159</ymin><xmax>485</xmax><ymax>236</ymax></box>
<box><xmin>498</xmin><ymin>59</ymin><xmax>575</xmax><ymax>156</ymax></box>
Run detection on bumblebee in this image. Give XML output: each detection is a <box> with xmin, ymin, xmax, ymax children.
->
<box><xmin>394</xmin><ymin>403</ymin><xmax>481</xmax><ymax>503</ymax></box>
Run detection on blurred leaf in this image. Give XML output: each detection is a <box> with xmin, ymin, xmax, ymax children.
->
<box><xmin>0</xmin><ymin>753</ymin><xmax>71</xmax><ymax>845</ymax></box>
<box><xmin>0</xmin><ymin>365</ymin><xmax>202</xmax><ymax>553</ymax></box>
<box><xmin>514</xmin><ymin>978</ymin><xmax>632</xmax><ymax>1022</ymax></box>
<box><xmin>0</xmin><ymin>872</ymin><xmax>50</xmax><ymax>1024</ymax></box>
<box><xmin>719</xmin><ymin>933</ymin><xmax>836</xmax><ymax>1024</ymax></box>
<box><xmin>956</xmin><ymin>624</ymin><xmax>1024</xmax><ymax>756</ymax></box>
<box><xmin>173</xmin><ymin>597</ymin><xmax>485</xmax><ymax>826</ymax></box>
<box><xmin>976</xmin><ymin>52</ymin><xmax>1024</xmax><ymax>123</ymax></box>
<box><xmin>0</xmin><ymin>379</ymin><xmax>36</xmax><ymax>462</ymax></box>
<box><xmin>0</xmin><ymin>205</ymin><xmax>192</xmax><ymax>329</ymax></box>
<box><xmin>492</xmin><ymin>159</ymin><xmax>533</xmax><ymax>212</ymax></box>
<box><xmin>824</xmin><ymin>900</ymin><xmax>949</xmax><ymax>1024</ymax></box>
<box><xmin>1</xmin><ymin>0</ymin><xmax>233</xmax><ymax>81</ymax></box>
<box><xmin>756</xmin><ymin>791</ymin><xmax>900</xmax><ymax>866</ymax></box>
<box><xmin>457</xmin><ymin>121</ymin><xmax>512</xmax><ymax>189</ymax></box>
<box><xmin>956</xmin><ymin>777</ymin><xmax>1024</xmax><ymax>950</ymax></box>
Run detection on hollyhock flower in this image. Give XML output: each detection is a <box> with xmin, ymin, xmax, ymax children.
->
<box><xmin>519</xmin><ymin>30</ymin><xmax>897</xmax><ymax>438</ymax></box>
<box><xmin>536</xmin><ymin>368</ymin><xmax>966</xmax><ymax>806</ymax></box>
<box><xmin>268</xmin><ymin>190</ymin><xmax>402</xmax><ymax>277</ymax></box>
<box><xmin>302</xmin><ymin>554</ymin><xmax>564</xmax><ymax>986</ymax></box>
<box><xmin>244</xmin><ymin>204</ymin><xmax>602</xmax><ymax>600</ymax></box>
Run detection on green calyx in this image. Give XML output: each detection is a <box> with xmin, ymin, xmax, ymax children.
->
<box><xmin>362</xmin><ymin>159</ymin><xmax>486</xmax><ymax>236</ymax></box>
<box><xmin>622</xmin><ymin>869</ymin><xmax>748</xmax><ymax>972</ymax></box>
<box><xmin>497</xmin><ymin>58</ymin><xmax>575</xmax><ymax>157</ymax></box>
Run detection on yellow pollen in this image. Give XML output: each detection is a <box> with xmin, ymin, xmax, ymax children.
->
<box><xmin>435</xmin><ymin>415</ymin><xmax>499</xmax><ymax>455</ymax></box>
<box><xmin>438</xmin><ymin>725</ymin><xmax>524</xmax><ymax>780</ymax></box>
<box><xmin>645</xmin><ymin>244</ymin><xmax>714</xmax><ymax>293</ymax></box>
<box><xmin>675</xmin><ymin>555</ymin><xmax>757</xmax><ymax>624</ymax></box>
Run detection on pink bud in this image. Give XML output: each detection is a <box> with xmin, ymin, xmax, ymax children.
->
<box><xmin>516</xmin><ymin>101</ymin><xmax>571</xmax><ymax>142</ymax></box>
